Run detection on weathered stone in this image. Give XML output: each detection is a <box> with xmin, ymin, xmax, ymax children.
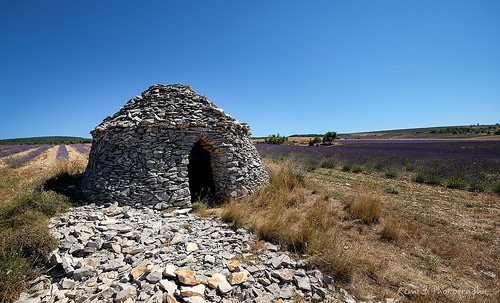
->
<box><xmin>217</xmin><ymin>279</ymin><xmax>233</xmax><ymax>295</ymax></box>
<box><xmin>127</xmin><ymin>247</ymin><xmax>145</xmax><ymax>255</ymax></box>
<box><xmin>146</xmin><ymin>271</ymin><xmax>163</xmax><ymax>283</ymax></box>
<box><xmin>226</xmin><ymin>259</ymin><xmax>242</xmax><ymax>271</ymax></box>
<box><xmin>294</xmin><ymin>276</ymin><xmax>311</xmax><ymax>292</ymax></box>
<box><xmin>207</xmin><ymin>273</ymin><xmax>225</xmax><ymax>289</ymax></box>
<box><xmin>73</xmin><ymin>266</ymin><xmax>94</xmax><ymax>281</ymax></box>
<box><xmin>175</xmin><ymin>269</ymin><xmax>202</xmax><ymax>286</ymax></box>
<box><xmin>170</xmin><ymin>233</ymin><xmax>183</xmax><ymax>245</ymax></box>
<box><xmin>159</xmin><ymin>279</ymin><xmax>177</xmax><ymax>295</ymax></box>
<box><xmin>17</xmin><ymin>200</ymin><xmax>359</xmax><ymax>303</ymax></box>
<box><xmin>272</xmin><ymin>269</ymin><xmax>294</xmax><ymax>282</ymax></box>
<box><xmin>115</xmin><ymin>286</ymin><xmax>136</xmax><ymax>303</ymax></box>
<box><xmin>186</xmin><ymin>242</ymin><xmax>199</xmax><ymax>252</ymax></box>
<box><xmin>204</xmin><ymin>255</ymin><xmax>215</xmax><ymax>264</ymax></box>
<box><xmin>165</xmin><ymin>295</ymin><xmax>180</xmax><ymax>303</ymax></box>
<box><xmin>59</xmin><ymin>278</ymin><xmax>75</xmax><ymax>289</ymax></box>
<box><xmin>279</xmin><ymin>285</ymin><xmax>296</xmax><ymax>299</ymax></box>
<box><xmin>130</xmin><ymin>261</ymin><xmax>151</xmax><ymax>279</ymax></box>
<box><xmin>82</xmin><ymin>84</ymin><xmax>268</xmax><ymax>210</ymax></box>
<box><xmin>111</xmin><ymin>243</ymin><xmax>122</xmax><ymax>253</ymax></box>
<box><xmin>183</xmin><ymin>297</ymin><xmax>207</xmax><ymax>303</ymax></box>
<box><xmin>163</xmin><ymin>264</ymin><xmax>177</xmax><ymax>277</ymax></box>
<box><xmin>228</xmin><ymin>272</ymin><xmax>247</xmax><ymax>285</ymax></box>
<box><xmin>254</xmin><ymin>294</ymin><xmax>274</xmax><ymax>303</ymax></box>
<box><xmin>180</xmin><ymin>284</ymin><xmax>205</xmax><ymax>297</ymax></box>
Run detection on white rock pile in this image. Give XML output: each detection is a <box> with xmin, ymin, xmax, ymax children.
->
<box><xmin>16</xmin><ymin>203</ymin><xmax>362</xmax><ymax>303</ymax></box>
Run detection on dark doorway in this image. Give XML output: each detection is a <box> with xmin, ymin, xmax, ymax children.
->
<box><xmin>187</xmin><ymin>141</ymin><xmax>216</xmax><ymax>203</ymax></box>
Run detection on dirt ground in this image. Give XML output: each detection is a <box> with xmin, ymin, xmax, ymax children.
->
<box><xmin>1</xmin><ymin>146</ymin><xmax>498</xmax><ymax>302</ymax></box>
<box><xmin>310</xmin><ymin>167</ymin><xmax>499</xmax><ymax>302</ymax></box>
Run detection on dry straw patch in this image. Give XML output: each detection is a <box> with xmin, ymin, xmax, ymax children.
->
<box><xmin>345</xmin><ymin>187</ymin><xmax>381</xmax><ymax>224</ymax></box>
<box><xmin>1</xmin><ymin>149</ymin><xmax>87</xmax><ymax>302</ymax></box>
<box><xmin>221</xmin><ymin>162</ymin><xmax>363</xmax><ymax>282</ymax></box>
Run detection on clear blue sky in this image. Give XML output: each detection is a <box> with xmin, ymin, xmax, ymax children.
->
<box><xmin>1</xmin><ymin>1</ymin><xmax>499</xmax><ymax>139</ymax></box>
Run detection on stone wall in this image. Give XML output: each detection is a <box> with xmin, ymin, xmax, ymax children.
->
<box><xmin>82</xmin><ymin>84</ymin><xmax>268</xmax><ymax>209</ymax></box>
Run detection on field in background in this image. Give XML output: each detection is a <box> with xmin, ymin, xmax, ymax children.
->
<box><xmin>1</xmin><ymin>139</ymin><xmax>499</xmax><ymax>302</ymax></box>
<box><xmin>284</xmin><ymin>124</ymin><xmax>500</xmax><ymax>142</ymax></box>
<box><xmin>222</xmin><ymin>151</ymin><xmax>499</xmax><ymax>302</ymax></box>
<box><xmin>256</xmin><ymin>141</ymin><xmax>500</xmax><ymax>194</ymax></box>
<box><xmin>0</xmin><ymin>144</ymin><xmax>89</xmax><ymax>302</ymax></box>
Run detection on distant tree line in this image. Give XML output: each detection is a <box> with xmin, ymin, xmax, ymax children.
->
<box><xmin>0</xmin><ymin>136</ymin><xmax>92</xmax><ymax>145</ymax></box>
<box><xmin>263</xmin><ymin>133</ymin><xmax>288</xmax><ymax>145</ymax></box>
<box><xmin>308</xmin><ymin>131</ymin><xmax>337</xmax><ymax>146</ymax></box>
<box><xmin>256</xmin><ymin>131</ymin><xmax>338</xmax><ymax>146</ymax></box>
<box><xmin>430</xmin><ymin>126</ymin><xmax>499</xmax><ymax>135</ymax></box>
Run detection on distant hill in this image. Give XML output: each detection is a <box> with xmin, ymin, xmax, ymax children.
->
<box><xmin>0</xmin><ymin>136</ymin><xmax>92</xmax><ymax>145</ymax></box>
<box><xmin>287</xmin><ymin>124</ymin><xmax>500</xmax><ymax>141</ymax></box>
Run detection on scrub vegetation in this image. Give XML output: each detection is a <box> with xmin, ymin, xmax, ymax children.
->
<box><xmin>0</xmin><ymin>147</ymin><xmax>86</xmax><ymax>302</ymax></box>
<box><xmin>220</xmin><ymin>146</ymin><xmax>499</xmax><ymax>302</ymax></box>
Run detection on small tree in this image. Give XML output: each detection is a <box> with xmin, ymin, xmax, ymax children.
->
<box><xmin>322</xmin><ymin>131</ymin><xmax>337</xmax><ymax>145</ymax></box>
<box><xmin>265</xmin><ymin>133</ymin><xmax>288</xmax><ymax>145</ymax></box>
<box><xmin>309</xmin><ymin>136</ymin><xmax>322</xmax><ymax>146</ymax></box>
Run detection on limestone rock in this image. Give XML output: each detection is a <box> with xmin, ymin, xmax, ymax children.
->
<box><xmin>180</xmin><ymin>284</ymin><xmax>206</xmax><ymax>297</ymax></box>
<box><xmin>228</xmin><ymin>272</ymin><xmax>247</xmax><ymax>285</ymax></box>
<box><xmin>163</xmin><ymin>264</ymin><xmax>177</xmax><ymax>277</ymax></box>
<box><xmin>115</xmin><ymin>286</ymin><xmax>136</xmax><ymax>303</ymax></box>
<box><xmin>175</xmin><ymin>269</ymin><xmax>202</xmax><ymax>286</ymax></box>
<box><xmin>159</xmin><ymin>280</ymin><xmax>177</xmax><ymax>295</ymax></box>
<box><xmin>130</xmin><ymin>261</ymin><xmax>152</xmax><ymax>279</ymax></box>
<box><xmin>73</xmin><ymin>266</ymin><xmax>94</xmax><ymax>281</ymax></box>
<box><xmin>186</xmin><ymin>242</ymin><xmax>199</xmax><ymax>252</ymax></box>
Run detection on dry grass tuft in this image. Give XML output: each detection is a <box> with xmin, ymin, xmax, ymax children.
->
<box><xmin>50</xmin><ymin>159</ymin><xmax>87</xmax><ymax>176</ymax></box>
<box><xmin>345</xmin><ymin>189</ymin><xmax>381</xmax><ymax>224</ymax></box>
<box><xmin>221</xmin><ymin>162</ymin><xmax>357</xmax><ymax>282</ymax></box>
<box><xmin>380</xmin><ymin>217</ymin><xmax>401</xmax><ymax>243</ymax></box>
<box><xmin>307</xmin><ymin>231</ymin><xmax>357</xmax><ymax>283</ymax></box>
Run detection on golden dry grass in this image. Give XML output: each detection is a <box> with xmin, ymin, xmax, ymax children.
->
<box><xmin>222</xmin><ymin>159</ymin><xmax>499</xmax><ymax>302</ymax></box>
<box><xmin>221</xmin><ymin>162</ymin><xmax>362</xmax><ymax>282</ymax></box>
<box><xmin>0</xmin><ymin>149</ymin><xmax>86</xmax><ymax>302</ymax></box>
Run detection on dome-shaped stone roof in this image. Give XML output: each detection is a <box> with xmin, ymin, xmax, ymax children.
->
<box><xmin>82</xmin><ymin>84</ymin><xmax>268</xmax><ymax>210</ymax></box>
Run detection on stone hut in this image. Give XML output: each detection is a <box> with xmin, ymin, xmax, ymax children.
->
<box><xmin>82</xmin><ymin>84</ymin><xmax>268</xmax><ymax>210</ymax></box>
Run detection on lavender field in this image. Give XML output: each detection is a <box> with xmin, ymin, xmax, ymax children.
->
<box><xmin>256</xmin><ymin>141</ymin><xmax>500</xmax><ymax>192</ymax></box>
<box><xmin>56</xmin><ymin>145</ymin><xmax>69</xmax><ymax>160</ymax></box>
<box><xmin>0</xmin><ymin>145</ymin><xmax>38</xmax><ymax>158</ymax></box>
<box><xmin>70</xmin><ymin>144</ymin><xmax>91</xmax><ymax>155</ymax></box>
<box><xmin>4</xmin><ymin>145</ymin><xmax>54</xmax><ymax>166</ymax></box>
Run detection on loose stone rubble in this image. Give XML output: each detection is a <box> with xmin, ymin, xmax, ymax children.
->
<box><xmin>16</xmin><ymin>203</ymin><xmax>363</xmax><ymax>303</ymax></box>
<box><xmin>82</xmin><ymin>84</ymin><xmax>268</xmax><ymax>210</ymax></box>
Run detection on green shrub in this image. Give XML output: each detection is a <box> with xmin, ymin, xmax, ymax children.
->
<box><xmin>493</xmin><ymin>182</ymin><xmax>500</xmax><ymax>195</ymax></box>
<box><xmin>341</xmin><ymin>164</ymin><xmax>352</xmax><ymax>172</ymax></box>
<box><xmin>322</xmin><ymin>131</ymin><xmax>337</xmax><ymax>145</ymax></box>
<box><xmin>352</xmin><ymin>165</ymin><xmax>363</xmax><ymax>173</ymax></box>
<box><xmin>446</xmin><ymin>176</ymin><xmax>466</xmax><ymax>189</ymax></box>
<box><xmin>468</xmin><ymin>183</ymin><xmax>485</xmax><ymax>192</ymax></box>
<box><xmin>320</xmin><ymin>160</ymin><xmax>336</xmax><ymax>169</ymax></box>
<box><xmin>264</xmin><ymin>133</ymin><xmax>288</xmax><ymax>145</ymax></box>
<box><xmin>0</xmin><ymin>246</ymin><xmax>35</xmax><ymax>303</ymax></box>
<box><xmin>412</xmin><ymin>172</ymin><xmax>441</xmax><ymax>186</ymax></box>
<box><xmin>385</xmin><ymin>184</ymin><xmax>399</xmax><ymax>194</ymax></box>
<box><xmin>0</xmin><ymin>194</ymin><xmax>70</xmax><ymax>233</ymax></box>
<box><xmin>308</xmin><ymin>136</ymin><xmax>322</xmax><ymax>146</ymax></box>
<box><xmin>384</xmin><ymin>168</ymin><xmax>398</xmax><ymax>179</ymax></box>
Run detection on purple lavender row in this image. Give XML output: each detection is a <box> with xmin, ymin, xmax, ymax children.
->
<box><xmin>255</xmin><ymin>141</ymin><xmax>500</xmax><ymax>191</ymax></box>
<box><xmin>0</xmin><ymin>145</ymin><xmax>40</xmax><ymax>158</ymax></box>
<box><xmin>70</xmin><ymin>144</ymin><xmax>91</xmax><ymax>155</ymax></box>
<box><xmin>6</xmin><ymin>145</ymin><xmax>53</xmax><ymax>166</ymax></box>
<box><xmin>56</xmin><ymin>144</ymin><xmax>69</xmax><ymax>160</ymax></box>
